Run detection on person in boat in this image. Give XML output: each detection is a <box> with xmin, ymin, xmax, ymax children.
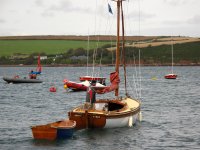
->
<box><xmin>29</xmin><ymin>70</ymin><xmax>37</xmax><ymax>79</ymax></box>
<box><xmin>85</xmin><ymin>80</ymin><xmax>96</xmax><ymax>109</ymax></box>
<box><xmin>14</xmin><ymin>75</ymin><xmax>19</xmax><ymax>79</ymax></box>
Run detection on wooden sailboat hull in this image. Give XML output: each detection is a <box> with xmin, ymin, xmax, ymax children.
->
<box><xmin>3</xmin><ymin>77</ymin><xmax>42</xmax><ymax>84</ymax></box>
<box><xmin>68</xmin><ymin>97</ymin><xmax>140</xmax><ymax>129</ymax></box>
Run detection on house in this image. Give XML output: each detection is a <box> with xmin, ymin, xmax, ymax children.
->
<box><xmin>33</xmin><ymin>56</ymin><xmax>47</xmax><ymax>60</ymax></box>
<box><xmin>70</xmin><ymin>55</ymin><xmax>87</xmax><ymax>60</ymax></box>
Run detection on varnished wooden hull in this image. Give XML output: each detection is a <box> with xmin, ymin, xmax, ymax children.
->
<box><xmin>68</xmin><ymin>97</ymin><xmax>140</xmax><ymax>129</ymax></box>
<box><xmin>31</xmin><ymin>120</ymin><xmax>76</xmax><ymax>140</ymax></box>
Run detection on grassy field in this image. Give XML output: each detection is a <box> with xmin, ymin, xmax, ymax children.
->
<box><xmin>0</xmin><ymin>36</ymin><xmax>200</xmax><ymax>65</ymax></box>
<box><xmin>0</xmin><ymin>40</ymin><xmax>110</xmax><ymax>56</ymax></box>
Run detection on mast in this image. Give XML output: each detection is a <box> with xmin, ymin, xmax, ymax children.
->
<box><xmin>115</xmin><ymin>0</ymin><xmax>121</xmax><ymax>96</ymax></box>
<box><xmin>37</xmin><ymin>54</ymin><xmax>41</xmax><ymax>72</ymax></box>
<box><xmin>120</xmin><ymin>0</ymin><xmax>128</xmax><ymax>96</ymax></box>
<box><xmin>171</xmin><ymin>37</ymin><xmax>174</xmax><ymax>74</ymax></box>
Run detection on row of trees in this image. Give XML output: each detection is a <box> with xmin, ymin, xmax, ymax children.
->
<box><xmin>0</xmin><ymin>47</ymin><xmax>114</xmax><ymax>65</ymax></box>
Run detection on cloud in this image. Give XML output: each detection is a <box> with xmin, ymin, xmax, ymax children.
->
<box><xmin>49</xmin><ymin>0</ymin><xmax>72</xmax><ymax>12</ymax></box>
<box><xmin>40</xmin><ymin>0</ymin><xmax>93</xmax><ymax>17</ymax></box>
<box><xmin>162</xmin><ymin>20</ymin><xmax>184</xmax><ymax>25</ymax></box>
<box><xmin>127</xmin><ymin>10</ymin><xmax>156</xmax><ymax>21</ymax></box>
<box><xmin>187</xmin><ymin>15</ymin><xmax>200</xmax><ymax>24</ymax></box>
<box><xmin>35</xmin><ymin>0</ymin><xmax>44</xmax><ymax>7</ymax></box>
<box><xmin>163</xmin><ymin>0</ymin><xmax>188</xmax><ymax>6</ymax></box>
<box><xmin>0</xmin><ymin>19</ymin><xmax>6</xmax><ymax>23</ymax></box>
<box><xmin>48</xmin><ymin>0</ymin><xmax>92</xmax><ymax>13</ymax></box>
<box><xmin>41</xmin><ymin>11</ymin><xmax>54</xmax><ymax>17</ymax></box>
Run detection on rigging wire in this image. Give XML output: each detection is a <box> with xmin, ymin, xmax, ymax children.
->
<box><xmin>124</xmin><ymin>0</ymin><xmax>142</xmax><ymax>100</ymax></box>
<box><xmin>171</xmin><ymin>35</ymin><xmax>174</xmax><ymax>74</ymax></box>
<box><xmin>138</xmin><ymin>0</ymin><xmax>142</xmax><ymax>100</ymax></box>
<box><xmin>106</xmin><ymin>0</ymin><xmax>115</xmax><ymax>66</ymax></box>
<box><xmin>133</xmin><ymin>53</ymin><xmax>140</xmax><ymax>99</ymax></box>
<box><xmin>91</xmin><ymin>0</ymin><xmax>106</xmax><ymax>78</ymax></box>
<box><xmin>120</xmin><ymin>0</ymin><xmax>128</xmax><ymax>96</ymax></box>
<box><xmin>87</xmin><ymin>31</ymin><xmax>90</xmax><ymax>76</ymax></box>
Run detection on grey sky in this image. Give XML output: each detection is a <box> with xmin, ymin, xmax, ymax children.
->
<box><xmin>0</xmin><ymin>0</ymin><xmax>199</xmax><ymax>37</ymax></box>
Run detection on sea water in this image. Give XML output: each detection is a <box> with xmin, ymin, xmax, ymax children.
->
<box><xmin>0</xmin><ymin>66</ymin><xmax>200</xmax><ymax>150</ymax></box>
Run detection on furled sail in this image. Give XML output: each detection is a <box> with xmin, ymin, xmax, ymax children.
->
<box><xmin>93</xmin><ymin>71</ymin><xmax>120</xmax><ymax>94</ymax></box>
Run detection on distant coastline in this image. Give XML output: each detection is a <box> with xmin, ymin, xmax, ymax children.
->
<box><xmin>1</xmin><ymin>63</ymin><xmax>199</xmax><ymax>67</ymax></box>
<box><xmin>0</xmin><ymin>35</ymin><xmax>199</xmax><ymax>66</ymax></box>
<box><xmin>0</xmin><ymin>35</ymin><xmax>157</xmax><ymax>41</ymax></box>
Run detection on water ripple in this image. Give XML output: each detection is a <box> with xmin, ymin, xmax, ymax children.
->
<box><xmin>0</xmin><ymin>66</ymin><xmax>200</xmax><ymax>150</ymax></box>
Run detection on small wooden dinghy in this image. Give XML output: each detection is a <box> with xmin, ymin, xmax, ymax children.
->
<box><xmin>3</xmin><ymin>76</ymin><xmax>42</xmax><ymax>84</ymax></box>
<box><xmin>31</xmin><ymin>120</ymin><xmax>76</xmax><ymax>140</ymax></box>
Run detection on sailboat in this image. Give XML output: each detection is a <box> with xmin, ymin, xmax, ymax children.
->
<box><xmin>63</xmin><ymin>77</ymin><xmax>106</xmax><ymax>92</ymax></box>
<box><xmin>164</xmin><ymin>37</ymin><xmax>177</xmax><ymax>79</ymax></box>
<box><xmin>67</xmin><ymin>0</ymin><xmax>141</xmax><ymax>129</ymax></box>
<box><xmin>31</xmin><ymin>54</ymin><xmax>42</xmax><ymax>75</ymax></box>
<box><xmin>63</xmin><ymin>37</ymin><xmax>106</xmax><ymax>91</ymax></box>
<box><xmin>3</xmin><ymin>55</ymin><xmax>43</xmax><ymax>83</ymax></box>
<box><xmin>3</xmin><ymin>76</ymin><xmax>43</xmax><ymax>83</ymax></box>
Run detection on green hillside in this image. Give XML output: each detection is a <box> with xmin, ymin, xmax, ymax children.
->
<box><xmin>125</xmin><ymin>41</ymin><xmax>200</xmax><ymax>65</ymax></box>
<box><xmin>0</xmin><ymin>40</ymin><xmax>109</xmax><ymax>56</ymax></box>
<box><xmin>0</xmin><ymin>38</ymin><xmax>199</xmax><ymax>65</ymax></box>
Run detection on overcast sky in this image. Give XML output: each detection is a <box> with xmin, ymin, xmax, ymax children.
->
<box><xmin>0</xmin><ymin>0</ymin><xmax>200</xmax><ymax>37</ymax></box>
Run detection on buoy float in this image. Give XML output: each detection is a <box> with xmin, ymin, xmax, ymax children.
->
<box><xmin>139</xmin><ymin>111</ymin><xmax>142</xmax><ymax>122</ymax></box>
<box><xmin>151</xmin><ymin>77</ymin><xmax>157</xmax><ymax>80</ymax></box>
<box><xmin>50</xmin><ymin>86</ymin><xmax>56</xmax><ymax>92</ymax></box>
<box><xmin>128</xmin><ymin>116</ymin><xmax>133</xmax><ymax>127</ymax></box>
<box><xmin>64</xmin><ymin>84</ymin><xmax>68</xmax><ymax>89</ymax></box>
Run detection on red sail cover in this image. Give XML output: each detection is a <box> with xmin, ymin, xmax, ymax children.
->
<box><xmin>95</xmin><ymin>71</ymin><xmax>120</xmax><ymax>94</ymax></box>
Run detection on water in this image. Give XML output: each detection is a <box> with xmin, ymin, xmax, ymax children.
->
<box><xmin>0</xmin><ymin>66</ymin><xmax>200</xmax><ymax>150</ymax></box>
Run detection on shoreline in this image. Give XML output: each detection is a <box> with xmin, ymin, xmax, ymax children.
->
<box><xmin>0</xmin><ymin>64</ymin><xmax>200</xmax><ymax>67</ymax></box>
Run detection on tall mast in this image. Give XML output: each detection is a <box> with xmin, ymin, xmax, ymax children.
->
<box><xmin>171</xmin><ymin>37</ymin><xmax>174</xmax><ymax>74</ymax></box>
<box><xmin>115</xmin><ymin>0</ymin><xmax>121</xmax><ymax>96</ymax></box>
<box><xmin>115</xmin><ymin>0</ymin><xmax>120</xmax><ymax>73</ymax></box>
<box><xmin>121</xmin><ymin>0</ymin><xmax>128</xmax><ymax>96</ymax></box>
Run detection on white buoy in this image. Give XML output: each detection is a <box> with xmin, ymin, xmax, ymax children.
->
<box><xmin>139</xmin><ymin>111</ymin><xmax>142</xmax><ymax>122</ymax></box>
<box><xmin>128</xmin><ymin>116</ymin><xmax>133</xmax><ymax>127</ymax></box>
